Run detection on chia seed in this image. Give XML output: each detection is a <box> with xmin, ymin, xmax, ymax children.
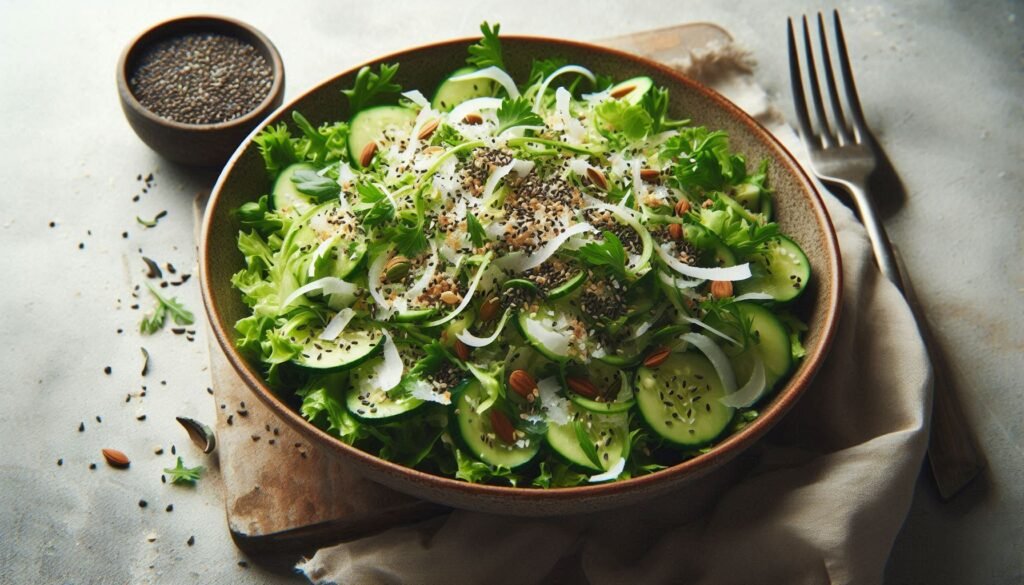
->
<box><xmin>129</xmin><ymin>33</ymin><xmax>273</xmax><ymax>125</ymax></box>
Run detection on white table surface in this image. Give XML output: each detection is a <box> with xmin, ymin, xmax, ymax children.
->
<box><xmin>1</xmin><ymin>1</ymin><xmax>1020</xmax><ymax>583</ymax></box>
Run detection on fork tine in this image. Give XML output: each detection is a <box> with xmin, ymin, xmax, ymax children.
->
<box><xmin>816</xmin><ymin>12</ymin><xmax>855</xmax><ymax>145</ymax></box>
<box><xmin>832</xmin><ymin>10</ymin><xmax>870</xmax><ymax>140</ymax></box>
<box><xmin>800</xmin><ymin>15</ymin><xmax>837</xmax><ymax>147</ymax></box>
<box><xmin>787</xmin><ymin>18</ymin><xmax>816</xmax><ymax>148</ymax></box>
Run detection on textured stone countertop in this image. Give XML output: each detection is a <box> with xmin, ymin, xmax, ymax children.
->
<box><xmin>0</xmin><ymin>1</ymin><xmax>1020</xmax><ymax>583</ymax></box>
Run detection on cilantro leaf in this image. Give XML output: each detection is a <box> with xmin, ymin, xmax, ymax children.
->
<box><xmin>290</xmin><ymin>169</ymin><xmax>340</xmax><ymax>200</ymax></box>
<box><xmin>467</xmin><ymin>22</ymin><xmax>504</xmax><ymax>70</ymax></box>
<box><xmin>391</xmin><ymin>220</ymin><xmax>429</xmax><ymax>257</ymax></box>
<box><xmin>595</xmin><ymin>100</ymin><xmax>653</xmax><ymax>140</ymax></box>
<box><xmin>140</xmin><ymin>283</ymin><xmax>194</xmax><ymax>334</ymax></box>
<box><xmin>353</xmin><ymin>183</ymin><xmax>395</xmax><ymax>227</ymax></box>
<box><xmin>163</xmin><ymin>456</ymin><xmax>204</xmax><ymax>485</ymax></box>
<box><xmin>577</xmin><ymin>231</ymin><xmax>629</xmax><ymax>281</ymax></box>
<box><xmin>342</xmin><ymin>63</ymin><xmax>402</xmax><ymax>114</ymax></box>
<box><xmin>253</xmin><ymin>122</ymin><xmax>299</xmax><ymax>177</ymax></box>
<box><xmin>495</xmin><ymin>97</ymin><xmax>543</xmax><ymax>135</ymax></box>
<box><xmin>466</xmin><ymin>212</ymin><xmax>487</xmax><ymax>248</ymax></box>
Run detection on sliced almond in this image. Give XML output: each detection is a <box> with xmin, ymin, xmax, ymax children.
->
<box><xmin>586</xmin><ymin>167</ymin><xmax>609</xmax><ymax>191</ymax></box>
<box><xmin>454</xmin><ymin>339</ymin><xmax>472</xmax><ymax>361</ymax></box>
<box><xmin>359</xmin><ymin>142</ymin><xmax>378</xmax><ymax>168</ymax></box>
<box><xmin>489</xmin><ymin>409</ymin><xmax>516</xmax><ymax>445</ymax></box>
<box><xmin>478</xmin><ymin>296</ymin><xmax>501</xmax><ymax>323</ymax></box>
<box><xmin>566</xmin><ymin>377</ymin><xmax>600</xmax><ymax>399</ymax></box>
<box><xmin>508</xmin><ymin>369</ymin><xmax>538</xmax><ymax>402</ymax></box>
<box><xmin>417</xmin><ymin>119</ymin><xmax>440</xmax><ymax>141</ymax></box>
<box><xmin>610</xmin><ymin>84</ymin><xmax>636</xmax><ymax>99</ymax></box>
<box><xmin>101</xmin><ymin>448</ymin><xmax>130</xmax><ymax>469</ymax></box>
<box><xmin>462</xmin><ymin>113</ymin><xmax>484</xmax><ymax>125</ymax></box>
<box><xmin>710</xmin><ymin>280</ymin><xmax>734</xmax><ymax>299</ymax></box>
<box><xmin>175</xmin><ymin>416</ymin><xmax>216</xmax><ymax>454</ymax></box>
<box><xmin>640</xmin><ymin>168</ymin><xmax>661</xmax><ymax>183</ymax></box>
<box><xmin>667</xmin><ymin>223</ymin><xmax>684</xmax><ymax>241</ymax></box>
<box><xmin>674</xmin><ymin>199</ymin><xmax>691</xmax><ymax>216</ymax></box>
<box><xmin>440</xmin><ymin>290</ymin><xmax>462</xmax><ymax>306</ymax></box>
<box><xmin>642</xmin><ymin>347</ymin><xmax>671</xmax><ymax>368</ymax></box>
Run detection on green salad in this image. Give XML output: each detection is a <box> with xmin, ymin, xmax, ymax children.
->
<box><xmin>231</xmin><ymin>23</ymin><xmax>810</xmax><ymax>487</ymax></box>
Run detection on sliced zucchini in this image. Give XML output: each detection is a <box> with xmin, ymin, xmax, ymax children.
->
<box><xmin>273</xmin><ymin>163</ymin><xmax>318</xmax><ymax>217</ymax></box>
<box><xmin>285</xmin><ymin>314</ymin><xmax>384</xmax><ymax>371</ymax></box>
<box><xmin>346</xmin><ymin>362</ymin><xmax>423</xmax><ymax>420</ymax></box>
<box><xmin>546</xmin><ymin>271</ymin><xmax>587</xmax><ymax>300</ymax></box>
<box><xmin>348</xmin><ymin>105</ymin><xmax>418</xmax><ymax>168</ymax></box>
<box><xmin>455</xmin><ymin>381</ymin><xmax>540</xmax><ymax>468</ymax></box>
<box><xmin>432</xmin><ymin>67</ymin><xmax>496</xmax><ymax>112</ymax></box>
<box><xmin>609</xmin><ymin>76</ymin><xmax>654</xmax><ymax>105</ymax></box>
<box><xmin>546</xmin><ymin>404</ymin><xmax>630</xmax><ymax>472</ymax></box>
<box><xmin>636</xmin><ymin>352</ymin><xmax>735</xmax><ymax>446</ymax></box>
<box><xmin>735</xmin><ymin>236</ymin><xmax>810</xmax><ymax>302</ymax></box>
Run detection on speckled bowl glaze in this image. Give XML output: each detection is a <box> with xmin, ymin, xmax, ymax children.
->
<box><xmin>117</xmin><ymin>15</ymin><xmax>285</xmax><ymax>167</ymax></box>
<box><xmin>200</xmin><ymin>37</ymin><xmax>842</xmax><ymax>516</ymax></box>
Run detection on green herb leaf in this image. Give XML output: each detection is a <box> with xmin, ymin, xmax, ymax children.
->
<box><xmin>576</xmin><ymin>231</ymin><xmax>629</xmax><ymax>281</ymax></box>
<box><xmin>163</xmin><ymin>456</ymin><xmax>204</xmax><ymax>485</ymax></box>
<box><xmin>234</xmin><ymin>195</ymin><xmax>285</xmax><ymax>236</ymax></box>
<box><xmin>253</xmin><ymin>122</ymin><xmax>299</xmax><ymax>177</ymax></box>
<box><xmin>466</xmin><ymin>22</ymin><xmax>504</xmax><ymax>70</ymax></box>
<box><xmin>342</xmin><ymin>63</ymin><xmax>402</xmax><ymax>114</ymax></box>
<box><xmin>660</xmin><ymin>127</ymin><xmax>746</xmax><ymax>190</ymax></box>
<box><xmin>526</xmin><ymin>57</ymin><xmax>568</xmax><ymax>87</ymax></box>
<box><xmin>290</xmin><ymin>169</ymin><xmax>340</xmax><ymax>200</ymax></box>
<box><xmin>641</xmin><ymin>86</ymin><xmax>689</xmax><ymax>134</ymax></box>
<box><xmin>466</xmin><ymin>212</ymin><xmax>487</xmax><ymax>248</ymax></box>
<box><xmin>391</xmin><ymin>221</ymin><xmax>428</xmax><ymax>257</ymax></box>
<box><xmin>595</xmin><ymin>100</ymin><xmax>653</xmax><ymax>140</ymax></box>
<box><xmin>574</xmin><ymin>419</ymin><xmax>603</xmax><ymax>469</ymax></box>
<box><xmin>136</xmin><ymin>211</ymin><xmax>167</xmax><ymax>228</ymax></box>
<box><xmin>495</xmin><ymin>97</ymin><xmax>543</xmax><ymax>135</ymax></box>
<box><xmin>140</xmin><ymin>283</ymin><xmax>194</xmax><ymax>334</ymax></box>
<box><xmin>353</xmin><ymin>183</ymin><xmax>395</xmax><ymax>227</ymax></box>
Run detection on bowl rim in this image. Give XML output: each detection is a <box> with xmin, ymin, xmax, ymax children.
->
<box><xmin>200</xmin><ymin>34</ymin><xmax>842</xmax><ymax>504</ymax></box>
<box><xmin>116</xmin><ymin>14</ymin><xmax>285</xmax><ymax>132</ymax></box>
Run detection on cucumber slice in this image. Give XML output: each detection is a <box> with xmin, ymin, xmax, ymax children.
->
<box><xmin>432</xmin><ymin>67</ymin><xmax>496</xmax><ymax>112</ymax></box>
<box><xmin>546</xmin><ymin>271</ymin><xmax>586</xmax><ymax>300</ymax></box>
<box><xmin>546</xmin><ymin>404</ymin><xmax>630</xmax><ymax>472</ymax></box>
<box><xmin>704</xmin><ymin>302</ymin><xmax>792</xmax><ymax>391</ymax></box>
<box><xmin>735</xmin><ymin>237</ymin><xmax>810</xmax><ymax>302</ymax></box>
<box><xmin>273</xmin><ymin>163</ymin><xmax>318</xmax><ymax>217</ymax></box>
<box><xmin>732</xmin><ymin>182</ymin><xmax>763</xmax><ymax>214</ymax></box>
<box><xmin>292</xmin><ymin>203</ymin><xmax>367</xmax><ymax>280</ymax></box>
<box><xmin>286</xmin><ymin>315</ymin><xmax>384</xmax><ymax>371</ymax></box>
<box><xmin>636</xmin><ymin>352</ymin><xmax>735</xmax><ymax>446</ymax></box>
<box><xmin>568</xmin><ymin>367</ymin><xmax>635</xmax><ymax>414</ymax></box>
<box><xmin>570</xmin><ymin>394</ymin><xmax>635</xmax><ymax>414</ymax></box>
<box><xmin>516</xmin><ymin>306</ymin><xmax>585</xmax><ymax>362</ymax></box>
<box><xmin>394</xmin><ymin>308</ymin><xmax>438</xmax><ymax>323</ymax></box>
<box><xmin>683</xmin><ymin>223</ymin><xmax>737</xmax><ymax>267</ymax></box>
<box><xmin>348</xmin><ymin>105</ymin><xmax>418</xmax><ymax>168</ymax></box>
<box><xmin>609</xmin><ymin>76</ymin><xmax>654</xmax><ymax>104</ymax></box>
<box><xmin>346</xmin><ymin>362</ymin><xmax>424</xmax><ymax>420</ymax></box>
<box><xmin>455</xmin><ymin>381</ymin><xmax>540</xmax><ymax>468</ymax></box>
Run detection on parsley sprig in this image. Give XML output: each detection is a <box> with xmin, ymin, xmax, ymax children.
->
<box><xmin>342</xmin><ymin>63</ymin><xmax>402</xmax><ymax>114</ymax></box>
<box><xmin>495</xmin><ymin>97</ymin><xmax>543</xmax><ymax>135</ymax></box>
<box><xmin>576</xmin><ymin>231</ymin><xmax>629</xmax><ymax>281</ymax></box>
<box><xmin>163</xmin><ymin>456</ymin><xmax>204</xmax><ymax>485</ymax></box>
<box><xmin>140</xmin><ymin>283</ymin><xmax>194</xmax><ymax>335</ymax></box>
<box><xmin>467</xmin><ymin>22</ymin><xmax>504</xmax><ymax>70</ymax></box>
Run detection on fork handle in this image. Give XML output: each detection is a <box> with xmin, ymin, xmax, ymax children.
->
<box><xmin>838</xmin><ymin>181</ymin><xmax>984</xmax><ymax>499</ymax></box>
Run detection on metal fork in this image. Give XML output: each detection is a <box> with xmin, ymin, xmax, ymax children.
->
<box><xmin>788</xmin><ymin>11</ymin><xmax>983</xmax><ymax>500</ymax></box>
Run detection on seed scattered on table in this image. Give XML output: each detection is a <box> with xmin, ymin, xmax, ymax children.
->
<box><xmin>129</xmin><ymin>33</ymin><xmax>274</xmax><ymax>125</ymax></box>
<box><xmin>138</xmin><ymin>499</ymin><xmax>147</xmax><ymax>508</ymax></box>
<box><xmin>187</xmin><ymin>535</ymin><xmax>195</xmax><ymax>546</ymax></box>
<box><xmin>166</xmin><ymin>504</ymin><xmax>173</xmax><ymax>512</ymax></box>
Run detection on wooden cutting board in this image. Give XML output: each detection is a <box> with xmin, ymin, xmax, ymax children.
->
<box><xmin>203</xmin><ymin>22</ymin><xmax>733</xmax><ymax>560</ymax></box>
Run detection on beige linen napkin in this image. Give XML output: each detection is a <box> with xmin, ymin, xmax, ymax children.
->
<box><xmin>298</xmin><ymin>32</ymin><xmax>931</xmax><ymax>585</ymax></box>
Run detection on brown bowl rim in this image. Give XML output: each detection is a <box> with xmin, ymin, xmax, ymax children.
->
<box><xmin>200</xmin><ymin>34</ymin><xmax>842</xmax><ymax>505</ymax></box>
<box><xmin>116</xmin><ymin>14</ymin><xmax>285</xmax><ymax>132</ymax></box>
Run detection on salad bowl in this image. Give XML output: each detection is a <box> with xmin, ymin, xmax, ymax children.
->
<box><xmin>200</xmin><ymin>35</ymin><xmax>841</xmax><ymax>516</ymax></box>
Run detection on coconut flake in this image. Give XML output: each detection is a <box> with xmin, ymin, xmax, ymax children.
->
<box><xmin>680</xmin><ymin>316</ymin><xmax>741</xmax><ymax>346</ymax></box>
<box><xmin>401</xmin><ymin>89</ymin><xmax>430</xmax><ymax>108</ymax></box>
<box><xmin>567</xmin><ymin>157</ymin><xmax>591</xmax><ymax>178</ymax></box>
<box><xmin>681</xmin><ymin>332</ymin><xmax>737</xmax><ymax>394</ymax></box>
<box><xmin>448</xmin><ymin>97</ymin><xmax>504</xmax><ymax>125</ymax></box>
<box><xmin>521</xmin><ymin>313</ymin><xmax>573</xmax><ymax>358</ymax></box>
<box><xmin>307</xmin><ymin>234</ymin><xmax>340</xmax><ymax>278</ymax></box>
<box><xmin>532</xmin><ymin>65</ymin><xmax>596</xmax><ymax>111</ymax></box>
<box><xmin>733</xmin><ymin>292</ymin><xmax>775</xmax><ymax>302</ymax></box>
<box><xmin>408</xmin><ymin>377</ymin><xmax>451</xmax><ymax>405</ymax></box>
<box><xmin>449</xmin><ymin>66</ymin><xmax>520</xmax><ymax>99</ymax></box>
<box><xmin>424</xmin><ymin>256</ymin><xmax>491</xmax><ymax>327</ymax></box>
<box><xmin>656</xmin><ymin>243</ymin><xmax>752</xmax><ymax>281</ymax></box>
<box><xmin>720</xmin><ymin>355</ymin><xmax>767</xmax><ymax>408</ymax></box>
<box><xmin>588</xmin><ymin>456</ymin><xmax>626</xmax><ymax>483</ymax></box>
<box><xmin>373</xmin><ymin>333</ymin><xmax>403</xmax><ymax>392</ymax></box>
<box><xmin>504</xmin><ymin>222</ymin><xmax>595</xmax><ymax>272</ymax></box>
<box><xmin>481</xmin><ymin>160</ymin><xmax>516</xmax><ymax>201</ymax></box>
<box><xmin>319</xmin><ymin>308</ymin><xmax>355</xmax><ymax>341</ymax></box>
<box><xmin>537</xmin><ymin>376</ymin><xmax>570</xmax><ymax>425</ymax></box>
<box><xmin>555</xmin><ymin>87</ymin><xmax>588</xmax><ymax>143</ymax></box>
<box><xmin>456</xmin><ymin>309</ymin><xmax>512</xmax><ymax>348</ymax></box>
<box><xmin>281</xmin><ymin>277</ymin><xmax>357</xmax><ymax>311</ymax></box>
<box><xmin>657</xmin><ymin>270</ymin><xmax>703</xmax><ymax>289</ymax></box>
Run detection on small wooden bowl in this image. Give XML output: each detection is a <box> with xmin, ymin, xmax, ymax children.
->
<box><xmin>116</xmin><ymin>15</ymin><xmax>285</xmax><ymax>168</ymax></box>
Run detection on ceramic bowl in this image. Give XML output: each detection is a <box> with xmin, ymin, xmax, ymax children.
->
<box><xmin>200</xmin><ymin>37</ymin><xmax>842</xmax><ymax>516</ymax></box>
<box><xmin>116</xmin><ymin>15</ymin><xmax>285</xmax><ymax>167</ymax></box>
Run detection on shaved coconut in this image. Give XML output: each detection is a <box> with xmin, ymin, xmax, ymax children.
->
<box><xmin>681</xmin><ymin>332</ymin><xmax>737</xmax><ymax>394</ymax></box>
<box><xmin>629</xmin><ymin>158</ymin><xmax>646</xmax><ymax>199</ymax></box>
<box><xmin>481</xmin><ymin>161</ymin><xmax>516</xmax><ymax>201</ymax></box>
<box><xmin>408</xmin><ymin>377</ymin><xmax>451</xmax><ymax>405</ymax></box>
<box><xmin>456</xmin><ymin>309</ymin><xmax>512</xmax><ymax>348</ymax></box>
<box><xmin>405</xmin><ymin>241</ymin><xmax>439</xmax><ymax>300</ymax></box>
<box><xmin>504</xmin><ymin>222</ymin><xmax>596</xmax><ymax>272</ymax></box>
<box><xmin>656</xmin><ymin>243</ymin><xmax>752</xmax><ymax>281</ymax></box>
<box><xmin>373</xmin><ymin>333</ymin><xmax>403</xmax><ymax>391</ymax></box>
<box><xmin>319</xmin><ymin>308</ymin><xmax>355</xmax><ymax>341</ymax></box>
<box><xmin>680</xmin><ymin>316</ymin><xmax>740</xmax><ymax>346</ymax></box>
<box><xmin>307</xmin><ymin>234</ymin><xmax>340</xmax><ymax>277</ymax></box>
<box><xmin>281</xmin><ymin>277</ymin><xmax>357</xmax><ymax>311</ymax></box>
<box><xmin>432</xmin><ymin>155</ymin><xmax>460</xmax><ymax>196</ymax></box>
<box><xmin>732</xmin><ymin>292</ymin><xmax>774</xmax><ymax>302</ymax></box>
<box><xmin>589</xmin><ymin>456</ymin><xmax>626</xmax><ymax>483</ymax></box>
<box><xmin>720</xmin><ymin>355</ymin><xmax>767</xmax><ymax>408</ymax></box>
<box><xmin>449</xmin><ymin>66</ymin><xmax>520</xmax><ymax>99</ymax></box>
<box><xmin>537</xmin><ymin>377</ymin><xmax>570</xmax><ymax>425</ymax></box>
<box><xmin>567</xmin><ymin>157</ymin><xmax>591</xmax><ymax>177</ymax></box>
<box><xmin>555</xmin><ymin>87</ymin><xmax>588</xmax><ymax>143</ymax></box>
<box><xmin>424</xmin><ymin>256</ymin><xmax>491</xmax><ymax>327</ymax></box>
<box><xmin>447</xmin><ymin>97</ymin><xmax>503</xmax><ymax>124</ymax></box>
<box><xmin>401</xmin><ymin>89</ymin><xmax>430</xmax><ymax>108</ymax></box>
<box><xmin>582</xmin><ymin>87</ymin><xmax>612</xmax><ymax>104</ymax></box>
<box><xmin>367</xmin><ymin>249</ymin><xmax>393</xmax><ymax>313</ymax></box>
<box><xmin>510</xmin><ymin>159</ymin><xmax>535</xmax><ymax>176</ymax></box>
<box><xmin>521</xmin><ymin>314</ymin><xmax>573</xmax><ymax>357</ymax></box>
<box><xmin>533</xmin><ymin>65</ymin><xmax>596</xmax><ymax>111</ymax></box>
<box><xmin>657</xmin><ymin>270</ymin><xmax>703</xmax><ymax>289</ymax></box>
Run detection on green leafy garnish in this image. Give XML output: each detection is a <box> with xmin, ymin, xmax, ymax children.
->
<box><xmin>526</xmin><ymin>57</ymin><xmax>568</xmax><ymax>87</ymax></box>
<box><xmin>577</xmin><ymin>231</ymin><xmax>629</xmax><ymax>281</ymax></box>
<box><xmin>466</xmin><ymin>212</ymin><xmax>487</xmax><ymax>248</ymax></box>
<box><xmin>292</xmin><ymin>111</ymin><xmax>351</xmax><ymax>164</ymax></box>
<box><xmin>342</xmin><ymin>63</ymin><xmax>402</xmax><ymax>114</ymax></box>
<box><xmin>595</xmin><ymin>100</ymin><xmax>653</xmax><ymax>141</ymax></box>
<box><xmin>660</xmin><ymin>127</ymin><xmax>746</xmax><ymax>191</ymax></box>
<box><xmin>466</xmin><ymin>22</ymin><xmax>504</xmax><ymax>70</ymax></box>
<box><xmin>136</xmin><ymin>211</ymin><xmax>167</xmax><ymax>228</ymax></box>
<box><xmin>573</xmin><ymin>419</ymin><xmax>603</xmax><ymax>469</ymax></box>
<box><xmin>163</xmin><ymin>456</ymin><xmax>204</xmax><ymax>485</ymax></box>
<box><xmin>353</xmin><ymin>183</ymin><xmax>395</xmax><ymax>227</ymax></box>
<box><xmin>390</xmin><ymin>220</ymin><xmax>429</xmax><ymax>257</ymax></box>
<box><xmin>495</xmin><ymin>97</ymin><xmax>543</xmax><ymax>135</ymax></box>
<box><xmin>641</xmin><ymin>86</ymin><xmax>688</xmax><ymax>134</ymax></box>
<box><xmin>139</xmin><ymin>283</ymin><xmax>194</xmax><ymax>334</ymax></box>
<box><xmin>290</xmin><ymin>169</ymin><xmax>341</xmax><ymax>200</ymax></box>
<box><xmin>234</xmin><ymin>195</ymin><xmax>285</xmax><ymax>236</ymax></box>
<box><xmin>253</xmin><ymin>122</ymin><xmax>299</xmax><ymax>177</ymax></box>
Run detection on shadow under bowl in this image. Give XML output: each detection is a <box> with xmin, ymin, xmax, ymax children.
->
<box><xmin>116</xmin><ymin>15</ymin><xmax>285</xmax><ymax>168</ymax></box>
